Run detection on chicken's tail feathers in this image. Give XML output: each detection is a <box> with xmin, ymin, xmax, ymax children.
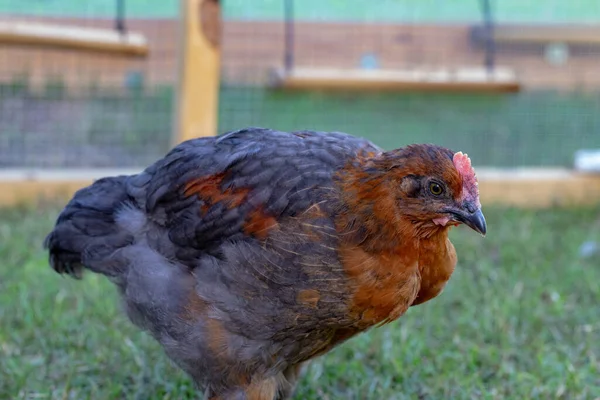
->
<box><xmin>44</xmin><ymin>175</ymin><xmax>134</xmax><ymax>279</ymax></box>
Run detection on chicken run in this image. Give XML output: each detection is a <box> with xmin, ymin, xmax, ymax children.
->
<box><xmin>1</xmin><ymin>1</ymin><xmax>600</xmax><ymax>399</ymax></box>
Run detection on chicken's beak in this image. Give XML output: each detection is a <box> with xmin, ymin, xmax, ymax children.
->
<box><xmin>451</xmin><ymin>208</ymin><xmax>487</xmax><ymax>236</ymax></box>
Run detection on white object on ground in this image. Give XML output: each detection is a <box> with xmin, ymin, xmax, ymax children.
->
<box><xmin>574</xmin><ymin>150</ymin><xmax>600</xmax><ymax>173</ymax></box>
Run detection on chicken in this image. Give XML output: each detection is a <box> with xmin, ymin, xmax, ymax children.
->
<box><xmin>44</xmin><ymin>127</ymin><xmax>486</xmax><ymax>400</ymax></box>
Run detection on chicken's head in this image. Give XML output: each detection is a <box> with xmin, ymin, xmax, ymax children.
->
<box><xmin>386</xmin><ymin>144</ymin><xmax>486</xmax><ymax>236</ymax></box>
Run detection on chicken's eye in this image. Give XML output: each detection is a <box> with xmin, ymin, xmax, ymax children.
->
<box><xmin>429</xmin><ymin>182</ymin><xmax>443</xmax><ymax>196</ymax></box>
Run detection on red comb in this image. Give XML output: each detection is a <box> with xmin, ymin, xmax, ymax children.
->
<box><xmin>453</xmin><ymin>152</ymin><xmax>480</xmax><ymax>208</ymax></box>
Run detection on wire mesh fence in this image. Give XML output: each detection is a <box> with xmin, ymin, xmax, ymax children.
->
<box><xmin>1</xmin><ymin>0</ymin><xmax>599</xmax><ymax>169</ymax></box>
<box><xmin>219</xmin><ymin>0</ymin><xmax>600</xmax><ymax>168</ymax></box>
<box><xmin>0</xmin><ymin>0</ymin><xmax>178</xmax><ymax>168</ymax></box>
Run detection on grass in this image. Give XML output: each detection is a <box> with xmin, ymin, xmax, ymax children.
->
<box><xmin>1</xmin><ymin>204</ymin><xmax>599</xmax><ymax>399</ymax></box>
<box><xmin>1</xmin><ymin>0</ymin><xmax>599</xmax><ymax>23</ymax></box>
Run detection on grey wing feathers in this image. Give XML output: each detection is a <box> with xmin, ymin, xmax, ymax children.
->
<box><xmin>134</xmin><ymin>128</ymin><xmax>381</xmax><ymax>251</ymax></box>
<box><xmin>44</xmin><ymin>127</ymin><xmax>380</xmax><ymax>276</ymax></box>
<box><xmin>143</xmin><ymin>127</ymin><xmax>380</xmax><ymax>215</ymax></box>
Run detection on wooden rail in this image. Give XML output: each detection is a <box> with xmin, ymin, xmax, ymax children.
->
<box><xmin>1</xmin><ymin>168</ymin><xmax>598</xmax><ymax>208</ymax></box>
<box><xmin>270</xmin><ymin>67</ymin><xmax>521</xmax><ymax>93</ymax></box>
<box><xmin>472</xmin><ymin>24</ymin><xmax>600</xmax><ymax>46</ymax></box>
<box><xmin>0</xmin><ymin>21</ymin><xmax>148</xmax><ymax>57</ymax></box>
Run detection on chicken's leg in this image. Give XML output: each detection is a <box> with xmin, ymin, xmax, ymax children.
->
<box><xmin>206</xmin><ymin>377</ymin><xmax>277</xmax><ymax>400</ymax></box>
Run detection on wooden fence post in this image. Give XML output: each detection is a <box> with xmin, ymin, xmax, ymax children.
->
<box><xmin>173</xmin><ymin>0</ymin><xmax>221</xmax><ymax>144</ymax></box>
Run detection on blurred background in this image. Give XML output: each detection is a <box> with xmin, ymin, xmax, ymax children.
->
<box><xmin>1</xmin><ymin>0</ymin><xmax>599</xmax><ymax>168</ymax></box>
<box><xmin>0</xmin><ymin>1</ymin><xmax>599</xmax><ymax>399</ymax></box>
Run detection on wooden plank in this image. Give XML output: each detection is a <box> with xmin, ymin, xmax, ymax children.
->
<box><xmin>0</xmin><ymin>21</ymin><xmax>149</xmax><ymax>57</ymax></box>
<box><xmin>473</xmin><ymin>24</ymin><xmax>600</xmax><ymax>45</ymax></box>
<box><xmin>0</xmin><ymin>169</ymin><xmax>140</xmax><ymax>206</ymax></box>
<box><xmin>1</xmin><ymin>168</ymin><xmax>598</xmax><ymax>208</ymax></box>
<box><xmin>173</xmin><ymin>0</ymin><xmax>221</xmax><ymax>144</ymax></box>
<box><xmin>477</xmin><ymin>168</ymin><xmax>600</xmax><ymax>208</ymax></box>
<box><xmin>270</xmin><ymin>67</ymin><xmax>521</xmax><ymax>93</ymax></box>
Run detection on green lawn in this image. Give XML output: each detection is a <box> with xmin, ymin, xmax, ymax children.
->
<box><xmin>1</xmin><ymin>204</ymin><xmax>599</xmax><ymax>399</ymax></box>
<box><xmin>1</xmin><ymin>0</ymin><xmax>599</xmax><ymax>22</ymax></box>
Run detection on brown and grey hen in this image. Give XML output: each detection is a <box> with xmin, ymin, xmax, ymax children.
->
<box><xmin>45</xmin><ymin>127</ymin><xmax>486</xmax><ymax>400</ymax></box>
